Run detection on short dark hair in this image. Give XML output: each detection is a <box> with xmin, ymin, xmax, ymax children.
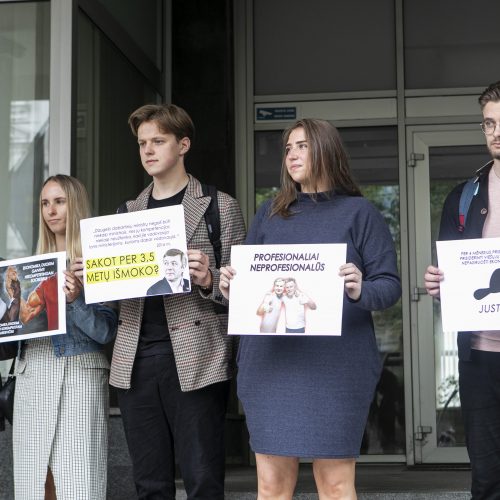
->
<box><xmin>163</xmin><ymin>248</ymin><xmax>187</xmax><ymax>267</ymax></box>
<box><xmin>479</xmin><ymin>81</ymin><xmax>500</xmax><ymax>110</ymax></box>
<box><xmin>128</xmin><ymin>104</ymin><xmax>195</xmax><ymax>142</ymax></box>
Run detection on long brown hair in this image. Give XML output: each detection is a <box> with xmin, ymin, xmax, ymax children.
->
<box><xmin>36</xmin><ymin>175</ymin><xmax>91</xmax><ymax>261</ymax></box>
<box><xmin>271</xmin><ymin>119</ymin><xmax>361</xmax><ymax>217</ymax></box>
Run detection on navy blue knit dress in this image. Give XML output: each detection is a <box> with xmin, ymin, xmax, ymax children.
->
<box><xmin>237</xmin><ymin>192</ymin><xmax>401</xmax><ymax>458</ymax></box>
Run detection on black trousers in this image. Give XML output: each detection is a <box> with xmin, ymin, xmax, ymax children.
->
<box><xmin>460</xmin><ymin>350</ymin><xmax>500</xmax><ymax>500</ymax></box>
<box><xmin>117</xmin><ymin>349</ymin><xmax>229</xmax><ymax>500</ymax></box>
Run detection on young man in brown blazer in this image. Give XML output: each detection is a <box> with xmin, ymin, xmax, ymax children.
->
<box><xmin>110</xmin><ymin>104</ymin><xmax>246</xmax><ymax>499</ymax></box>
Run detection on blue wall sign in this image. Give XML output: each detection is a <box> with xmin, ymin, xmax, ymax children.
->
<box><xmin>256</xmin><ymin>107</ymin><xmax>297</xmax><ymax>121</ymax></box>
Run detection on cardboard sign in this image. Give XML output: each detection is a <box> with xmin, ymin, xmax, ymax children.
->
<box><xmin>437</xmin><ymin>237</ymin><xmax>500</xmax><ymax>332</ymax></box>
<box><xmin>228</xmin><ymin>243</ymin><xmax>346</xmax><ymax>335</ymax></box>
<box><xmin>80</xmin><ymin>206</ymin><xmax>190</xmax><ymax>303</ymax></box>
<box><xmin>0</xmin><ymin>252</ymin><xmax>66</xmax><ymax>343</ymax></box>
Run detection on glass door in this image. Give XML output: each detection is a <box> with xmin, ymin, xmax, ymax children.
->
<box><xmin>0</xmin><ymin>1</ymin><xmax>50</xmax><ymax>260</ymax></box>
<box><xmin>0</xmin><ymin>1</ymin><xmax>50</xmax><ymax>379</ymax></box>
<box><xmin>408</xmin><ymin>125</ymin><xmax>489</xmax><ymax>463</ymax></box>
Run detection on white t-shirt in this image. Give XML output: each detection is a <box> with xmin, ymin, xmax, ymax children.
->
<box><xmin>282</xmin><ymin>294</ymin><xmax>306</xmax><ymax>330</ymax></box>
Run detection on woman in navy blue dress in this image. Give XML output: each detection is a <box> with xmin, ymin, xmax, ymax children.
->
<box><xmin>220</xmin><ymin>119</ymin><xmax>401</xmax><ymax>499</ymax></box>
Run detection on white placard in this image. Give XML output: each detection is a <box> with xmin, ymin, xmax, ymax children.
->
<box><xmin>228</xmin><ymin>243</ymin><xmax>346</xmax><ymax>335</ymax></box>
<box><xmin>437</xmin><ymin>237</ymin><xmax>500</xmax><ymax>332</ymax></box>
<box><xmin>80</xmin><ymin>206</ymin><xmax>190</xmax><ymax>303</ymax></box>
<box><xmin>0</xmin><ymin>252</ymin><xmax>67</xmax><ymax>343</ymax></box>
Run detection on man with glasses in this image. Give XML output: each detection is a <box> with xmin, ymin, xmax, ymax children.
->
<box><xmin>425</xmin><ymin>81</ymin><xmax>500</xmax><ymax>500</ymax></box>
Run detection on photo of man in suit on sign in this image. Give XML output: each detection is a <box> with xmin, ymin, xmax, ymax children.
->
<box><xmin>147</xmin><ymin>248</ymin><xmax>191</xmax><ymax>295</ymax></box>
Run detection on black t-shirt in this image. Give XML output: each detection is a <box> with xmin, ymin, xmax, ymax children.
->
<box><xmin>132</xmin><ymin>187</ymin><xmax>187</xmax><ymax>358</ymax></box>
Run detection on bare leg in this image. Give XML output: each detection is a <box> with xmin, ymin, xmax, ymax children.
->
<box><xmin>313</xmin><ymin>458</ymin><xmax>356</xmax><ymax>500</ymax></box>
<box><xmin>255</xmin><ymin>453</ymin><xmax>299</xmax><ymax>500</ymax></box>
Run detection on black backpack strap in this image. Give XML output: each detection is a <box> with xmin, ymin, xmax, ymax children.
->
<box><xmin>201</xmin><ymin>183</ymin><xmax>222</xmax><ymax>269</ymax></box>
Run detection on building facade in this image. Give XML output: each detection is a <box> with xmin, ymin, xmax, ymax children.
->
<box><xmin>1</xmin><ymin>0</ymin><xmax>500</xmax><ymax>467</ymax></box>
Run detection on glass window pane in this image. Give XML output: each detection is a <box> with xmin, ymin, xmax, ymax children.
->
<box><xmin>428</xmin><ymin>145</ymin><xmax>490</xmax><ymax>448</ymax></box>
<box><xmin>254</xmin><ymin>0</ymin><xmax>396</xmax><ymax>95</ymax></box>
<box><xmin>96</xmin><ymin>0</ymin><xmax>163</xmax><ymax>69</ymax></box>
<box><xmin>404</xmin><ymin>0</ymin><xmax>500</xmax><ymax>89</ymax></box>
<box><xmin>255</xmin><ymin>127</ymin><xmax>399</xmax><ymax>202</ymax></box>
<box><xmin>76</xmin><ymin>10</ymin><xmax>159</xmax><ymax>218</ymax></box>
<box><xmin>255</xmin><ymin>127</ymin><xmax>404</xmax><ymax>454</ymax></box>
<box><xmin>0</xmin><ymin>1</ymin><xmax>50</xmax><ymax>260</ymax></box>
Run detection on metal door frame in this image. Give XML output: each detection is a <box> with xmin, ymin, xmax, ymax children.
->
<box><xmin>407</xmin><ymin>124</ymin><xmax>484</xmax><ymax>463</ymax></box>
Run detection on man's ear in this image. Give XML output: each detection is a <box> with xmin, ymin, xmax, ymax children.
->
<box><xmin>179</xmin><ymin>137</ymin><xmax>191</xmax><ymax>155</ymax></box>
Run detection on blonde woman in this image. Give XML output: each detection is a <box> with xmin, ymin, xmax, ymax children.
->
<box><xmin>13</xmin><ymin>175</ymin><xmax>117</xmax><ymax>499</ymax></box>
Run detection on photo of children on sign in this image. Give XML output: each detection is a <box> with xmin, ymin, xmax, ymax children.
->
<box><xmin>0</xmin><ymin>252</ymin><xmax>66</xmax><ymax>343</ymax></box>
<box><xmin>228</xmin><ymin>243</ymin><xmax>346</xmax><ymax>336</ymax></box>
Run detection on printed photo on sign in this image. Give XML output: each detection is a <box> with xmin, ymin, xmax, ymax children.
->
<box><xmin>228</xmin><ymin>243</ymin><xmax>346</xmax><ymax>336</ymax></box>
<box><xmin>0</xmin><ymin>252</ymin><xmax>67</xmax><ymax>343</ymax></box>
<box><xmin>437</xmin><ymin>237</ymin><xmax>500</xmax><ymax>332</ymax></box>
<box><xmin>80</xmin><ymin>205</ymin><xmax>190</xmax><ymax>303</ymax></box>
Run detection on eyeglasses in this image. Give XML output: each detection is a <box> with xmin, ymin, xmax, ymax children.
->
<box><xmin>480</xmin><ymin>119</ymin><xmax>500</xmax><ymax>135</ymax></box>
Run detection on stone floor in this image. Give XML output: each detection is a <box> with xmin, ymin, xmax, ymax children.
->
<box><xmin>0</xmin><ymin>417</ymin><xmax>472</xmax><ymax>500</ymax></box>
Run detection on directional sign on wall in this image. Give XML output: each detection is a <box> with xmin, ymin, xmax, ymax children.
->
<box><xmin>255</xmin><ymin>107</ymin><xmax>297</xmax><ymax>121</ymax></box>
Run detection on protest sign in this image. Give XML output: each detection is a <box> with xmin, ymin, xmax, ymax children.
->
<box><xmin>228</xmin><ymin>243</ymin><xmax>346</xmax><ymax>335</ymax></box>
<box><xmin>437</xmin><ymin>237</ymin><xmax>500</xmax><ymax>332</ymax></box>
<box><xmin>80</xmin><ymin>206</ymin><xmax>189</xmax><ymax>303</ymax></box>
<box><xmin>0</xmin><ymin>252</ymin><xmax>66</xmax><ymax>343</ymax></box>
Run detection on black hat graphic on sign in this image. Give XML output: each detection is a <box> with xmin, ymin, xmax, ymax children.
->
<box><xmin>474</xmin><ymin>268</ymin><xmax>500</xmax><ymax>300</ymax></box>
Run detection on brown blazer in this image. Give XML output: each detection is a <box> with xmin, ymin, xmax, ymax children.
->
<box><xmin>109</xmin><ymin>175</ymin><xmax>246</xmax><ymax>391</ymax></box>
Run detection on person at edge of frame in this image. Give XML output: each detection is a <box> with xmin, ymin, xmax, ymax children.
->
<box><xmin>425</xmin><ymin>81</ymin><xmax>500</xmax><ymax>500</ymax></box>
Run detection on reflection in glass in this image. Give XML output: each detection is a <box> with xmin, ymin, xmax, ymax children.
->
<box><xmin>95</xmin><ymin>0</ymin><xmax>163</xmax><ymax>70</ymax></box>
<box><xmin>0</xmin><ymin>2</ymin><xmax>50</xmax><ymax>260</ymax></box>
<box><xmin>76</xmin><ymin>9</ymin><xmax>159</xmax><ymax>217</ymax></box>
<box><xmin>75</xmin><ymin>9</ymin><xmax>160</xmax><ymax>410</ymax></box>
<box><xmin>255</xmin><ymin>127</ymin><xmax>404</xmax><ymax>454</ymax></box>
<box><xmin>429</xmin><ymin>145</ymin><xmax>490</xmax><ymax>447</ymax></box>
<box><xmin>8</xmin><ymin>100</ymin><xmax>49</xmax><ymax>258</ymax></box>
